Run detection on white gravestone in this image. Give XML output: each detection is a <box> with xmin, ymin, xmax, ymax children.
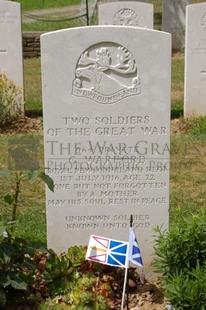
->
<box><xmin>184</xmin><ymin>3</ymin><xmax>206</xmax><ymax>118</ymax></box>
<box><xmin>0</xmin><ymin>1</ymin><xmax>24</xmax><ymax>111</ymax></box>
<box><xmin>162</xmin><ymin>0</ymin><xmax>192</xmax><ymax>51</ymax></box>
<box><xmin>98</xmin><ymin>2</ymin><xmax>153</xmax><ymax>29</ymax></box>
<box><xmin>41</xmin><ymin>26</ymin><xmax>171</xmax><ymax>278</ymax></box>
<box><xmin>119</xmin><ymin>0</ymin><xmax>147</xmax><ymax>2</ymax></box>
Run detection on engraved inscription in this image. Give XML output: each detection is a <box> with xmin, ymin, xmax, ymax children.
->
<box><xmin>201</xmin><ymin>70</ymin><xmax>206</xmax><ymax>81</ymax></box>
<box><xmin>46</xmin><ymin>112</ymin><xmax>169</xmax><ymax>233</ymax></box>
<box><xmin>201</xmin><ymin>12</ymin><xmax>206</xmax><ymax>30</ymax></box>
<box><xmin>0</xmin><ymin>11</ymin><xmax>18</xmax><ymax>24</ymax></box>
<box><xmin>64</xmin><ymin>214</ymin><xmax>151</xmax><ymax>230</ymax></box>
<box><xmin>72</xmin><ymin>42</ymin><xmax>141</xmax><ymax>103</ymax></box>
<box><xmin>113</xmin><ymin>8</ymin><xmax>139</xmax><ymax>26</ymax></box>
<box><xmin>190</xmin><ymin>38</ymin><xmax>206</xmax><ymax>55</ymax></box>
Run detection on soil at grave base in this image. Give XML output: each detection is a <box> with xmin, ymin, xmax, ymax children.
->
<box><xmin>0</xmin><ymin>116</ymin><xmax>188</xmax><ymax>135</ymax></box>
<box><xmin>119</xmin><ymin>280</ymin><xmax>166</xmax><ymax>310</ymax></box>
<box><xmin>0</xmin><ymin>116</ymin><xmax>43</xmax><ymax>134</ymax></box>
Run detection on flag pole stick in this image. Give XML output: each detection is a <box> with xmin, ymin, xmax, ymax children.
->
<box><xmin>121</xmin><ymin>215</ymin><xmax>133</xmax><ymax>310</ymax></box>
<box><xmin>121</xmin><ymin>258</ymin><xmax>129</xmax><ymax>310</ymax></box>
<box><xmin>127</xmin><ymin>215</ymin><xmax>133</xmax><ymax>309</ymax></box>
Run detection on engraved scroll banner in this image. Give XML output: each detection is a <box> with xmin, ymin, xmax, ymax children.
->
<box><xmin>41</xmin><ymin>26</ymin><xmax>171</xmax><ymax>279</ymax></box>
<box><xmin>72</xmin><ymin>43</ymin><xmax>141</xmax><ymax>103</ymax></box>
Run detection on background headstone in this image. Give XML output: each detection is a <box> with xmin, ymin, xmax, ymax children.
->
<box><xmin>99</xmin><ymin>0</ymin><xmax>147</xmax><ymax>2</ymax></box>
<box><xmin>184</xmin><ymin>3</ymin><xmax>206</xmax><ymax>118</ymax></box>
<box><xmin>162</xmin><ymin>0</ymin><xmax>192</xmax><ymax>51</ymax></box>
<box><xmin>118</xmin><ymin>0</ymin><xmax>147</xmax><ymax>2</ymax></box>
<box><xmin>98</xmin><ymin>1</ymin><xmax>153</xmax><ymax>29</ymax></box>
<box><xmin>41</xmin><ymin>26</ymin><xmax>171</xmax><ymax>278</ymax></box>
<box><xmin>0</xmin><ymin>0</ymin><xmax>24</xmax><ymax>111</ymax></box>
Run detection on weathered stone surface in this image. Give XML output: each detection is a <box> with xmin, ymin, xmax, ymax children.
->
<box><xmin>41</xmin><ymin>26</ymin><xmax>171</xmax><ymax>278</ymax></box>
<box><xmin>0</xmin><ymin>0</ymin><xmax>24</xmax><ymax>110</ymax></box>
<box><xmin>184</xmin><ymin>3</ymin><xmax>206</xmax><ymax>117</ymax></box>
<box><xmin>162</xmin><ymin>0</ymin><xmax>192</xmax><ymax>51</ymax></box>
<box><xmin>98</xmin><ymin>1</ymin><xmax>153</xmax><ymax>29</ymax></box>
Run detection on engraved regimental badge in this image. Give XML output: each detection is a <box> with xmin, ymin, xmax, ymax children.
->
<box><xmin>201</xmin><ymin>13</ymin><xmax>206</xmax><ymax>30</ymax></box>
<box><xmin>72</xmin><ymin>42</ymin><xmax>141</xmax><ymax>104</ymax></box>
<box><xmin>113</xmin><ymin>8</ymin><xmax>139</xmax><ymax>26</ymax></box>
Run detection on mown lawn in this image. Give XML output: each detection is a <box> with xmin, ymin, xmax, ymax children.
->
<box><xmin>16</xmin><ymin>0</ymin><xmax>81</xmax><ymax>11</ymax></box>
<box><xmin>0</xmin><ymin>133</ymin><xmax>46</xmax><ymax>243</ymax></box>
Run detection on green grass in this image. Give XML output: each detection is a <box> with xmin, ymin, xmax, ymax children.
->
<box><xmin>17</xmin><ymin>0</ymin><xmax>81</xmax><ymax>11</ymax></box>
<box><xmin>23</xmin><ymin>17</ymin><xmax>85</xmax><ymax>32</ymax></box>
<box><xmin>24</xmin><ymin>58</ymin><xmax>42</xmax><ymax>112</ymax></box>
<box><xmin>0</xmin><ymin>134</ymin><xmax>46</xmax><ymax>243</ymax></box>
<box><xmin>171</xmin><ymin>54</ymin><xmax>184</xmax><ymax>117</ymax></box>
<box><xmin>1</xmin><ymin>197</ymin><xmax>47</xmax><ymax>244</ymax></box>
<box><xmin>170</xmin><ymin>133</ymin><xmax>206</xmax><ymax>223</ymax></box>
<box><xmin>187</xmin><ymin>116</ymin><xmax>206</xmax><ymax>135</ymax></box>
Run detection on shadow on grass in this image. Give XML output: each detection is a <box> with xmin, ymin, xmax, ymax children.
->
<box><xmin>154</xmin><ymin>12</ymin><xmax>162</xmax><ymax>28</ymax></box>
<box><xmin>26</xmin><ymin>109</ymin><xmax>43</xmax><ymax>117</ymax></box>
<box><xmin>26</xmin><ymin>106</ymin><xmax>184</xmax><ymax>120</ymax></box>
<box><xmin>171</xmin><ymin>103</ymin><xmax>183</xmax><ymax>119</ymax></box>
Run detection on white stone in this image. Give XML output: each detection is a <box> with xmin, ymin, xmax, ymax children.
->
<box><xmin>41</xmin><ymin>26</ymin><xmax>171</xmax><ymax>279</ymax></box>
<box><xmin>119</xmin><ymin>0</ymin><xmax>147</xmax><ymax>2</ymax></box>
<box><xmin>162</xmin><ymin>0</ymin><xmax>192</xmax><ymax>51</ymax></box>
<box><xmin>0</xmin><ymin>0</ymin><xmax>24</xmax><ymax>111</ymax></box>
<box><xmin>184</xmin><ymin>3</ymin><xmax>206</xmax><ymax>118</ymax></box>
<box><xmin>98</xmin><ymin>1</ymin><xmax>153</xmax><ymax>29</ymax></box>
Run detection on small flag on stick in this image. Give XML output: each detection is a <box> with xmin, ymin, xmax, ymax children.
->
<box><xmin>85</xmin><ymin>215</ymin><xmax>144</xmax><ymax>310</ymax></box>
<box><xmin>129</xmin><ymin>226</ymin><xmax>144</xmax><ymax>284</ymax></box>
<box><xmin>86</xmin><ymin>235</ymin><xmax>129</xmax><ymax>268</ymax></box>
<box><xmin>129</xmin><ymin>227</ymin><xmax>143</xmax><ymax>267</ymax></box>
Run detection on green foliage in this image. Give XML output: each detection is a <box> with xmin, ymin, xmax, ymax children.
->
<box><xmin>0</xmin><ymin>238</ymin><xmax>117</xmax><ymax>309</ymax></box>
<box><xmin>42</xmin><ymin>250</ymin><xmax>76</xmax><ymax>295</ymax></box>
<box><xmin>165</xmin><ymin>265</ymin><xmax>206</xmax><ymax>310</ymax></box>
<box><xmin>0</xmin><ymin>73</ymin><xmax>23</xmax><ymax>126</ymax></box>
<box><xmin>0</xmin><ymin>235</ymin><xmax>37</xmax><ymax>308</ymax></box>
<box><xmin>153</xmin><ymin>210</ymin><xmax>206</xmax><ymax>309</ymax></box>
<box><xmin>153</xmin><ymin>210</ymin><xmax>206</xmax><ymax>276</ymax></box>
<box><xmin>41</xmin><ymin>247</ymin><xmax>113</xmax><ymax>309</ymax></box>
<box><xmin>0</xmin><ymin>237</ymin><xmax>115</xmax><ymax>310</ymax></box>
<box><xmin>38</xmin><ymin>171</ymin><xmax>55</xmax><ymax>192</ymax></box>
<box><xmin>187</xmin><ymin>116</ymin><xmax>206</xmax><ymax>135</ymax></box>
<box><xmin>66</xmin><ymin>273</ymin><xmax>112</xmax><ymax>309</ymax></box>
<box><xmin>0</xmin><ymin>170</ymin><xmax>54</xmax><ymax>233</ymax></box>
